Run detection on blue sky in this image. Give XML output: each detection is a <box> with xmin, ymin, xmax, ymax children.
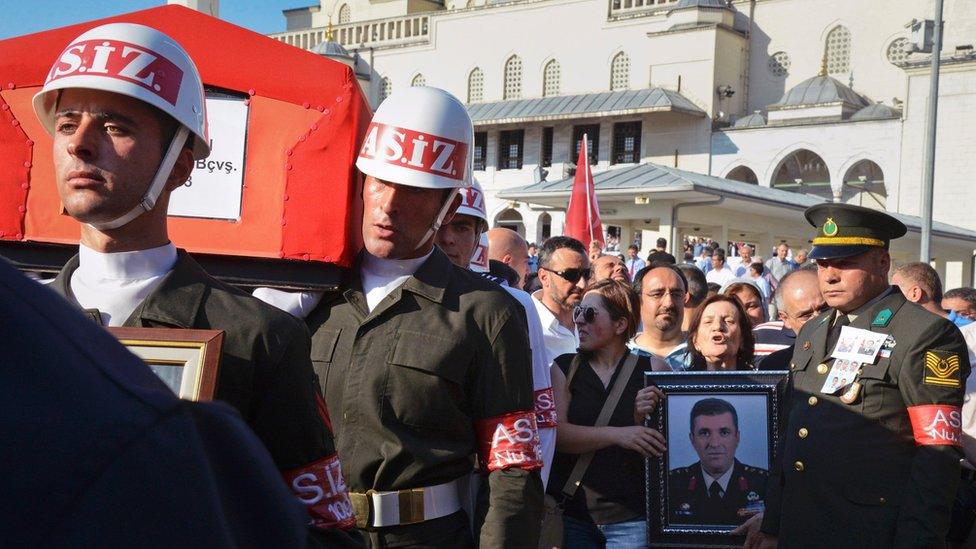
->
<box><xmin>0</xmin><ymin>1</ymin><xmax>301</xmax><ymax>40</ymax></box>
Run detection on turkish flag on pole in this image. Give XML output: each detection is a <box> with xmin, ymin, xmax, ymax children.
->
<box><xmin>564</xmin><ymin>134</ymin><xmax>604</xmax><ymax>247</ymax></box>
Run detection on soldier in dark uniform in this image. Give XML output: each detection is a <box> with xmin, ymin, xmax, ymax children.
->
<box><xmin>754</xmin><ymin>204</ymin><xmax>970</xmax><ymax>549</ymax></box>
<box><xmin>305</xmin><ymin>87</ymin><xmax>543</xmax><ymax>548</ymax></box>
<box><xmin>31</xmin><ymin>23</ymin><xmax>358</xmax><ymax>543</ymax></box>
<box><xmin>669</xmin><ymin>398</ymin><xmax>768</xmax><ymax>526</ymax></box>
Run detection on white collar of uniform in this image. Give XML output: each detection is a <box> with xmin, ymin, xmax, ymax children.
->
<box><xmin>77</xmin><ymin>242</ymin><xmax>177</xmax><ymax>282</ymax></box>
<box><xmin>701</xmin><ymin>462</ymin><xmax>735</xmax><ymax>493</ymax></box>
<box><xmin>361</xmin><ymin>249</ymin><xmax>432</xmax><ymax>280</ymax></box>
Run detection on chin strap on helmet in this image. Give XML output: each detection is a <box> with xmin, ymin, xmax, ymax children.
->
<box><xmin>88</xmin><ymin>126</ymin><xmax>190</xmax><ymax>231</ymax></box>
<box><xmin>414</xmin><ymin>188</ymin><xmax>460</xmax><ymax>252</ymax></box>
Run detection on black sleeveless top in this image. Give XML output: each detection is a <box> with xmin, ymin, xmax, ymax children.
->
<box><xmin>547</xmin><ymin>352</ymin><xmax>650</xmax><ymax>525</ymax></box>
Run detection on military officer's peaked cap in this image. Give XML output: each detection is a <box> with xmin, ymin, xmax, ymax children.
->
<box><xmin>804</xmin><ymin>203</ymin><xmax>907</xmax><ymax>260</ymax></box>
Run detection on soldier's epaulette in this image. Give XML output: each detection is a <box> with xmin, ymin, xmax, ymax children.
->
<box><xmin>669</xmin><ymin>465</ymin><xmax>692</xmax><ymax>476</ymax></box>
<box><xmin>743</xmin><ymin>465</ymin><xmax>760</xmax><ymax>473</ymax></box>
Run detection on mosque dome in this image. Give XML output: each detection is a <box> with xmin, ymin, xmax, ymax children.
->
<box><xmin>851</xmin><ymin>103</ymin><xmax>902</xmax><ymax>121</ymax></box>
<box><xmin>733</xmin><ymin>111</ymin><xmax>766</xmax><ymax>128</ymax></box>
<box><xmin>771</xmin><ymin>75</ymin><xmax>868</xmax><ymax>109</ymax></box>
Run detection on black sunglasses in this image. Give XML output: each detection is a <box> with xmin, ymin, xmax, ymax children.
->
<box><xmin>541</xmin><ymin>267</ymin><xmax>591</xmax><ymax>284</ymax></box>
<box><xmin>573</xmin><ymin>305</ymin><xmax>599</xmax><ymax>324</ymax></box>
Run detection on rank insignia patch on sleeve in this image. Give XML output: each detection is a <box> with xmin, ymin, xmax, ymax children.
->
<box><xmin>923</xmin><ymin>350</ymin><xmax>962</xmax><ymax>388</ymax></box>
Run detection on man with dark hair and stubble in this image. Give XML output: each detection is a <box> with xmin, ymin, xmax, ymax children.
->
<box><xmin>533</xmin><ymin>236</ymin><xmax>590</xmax><ymax>363</ymax></box>
<box><xmin>629</xmin><ymin>263</ymin><xmax>692</xmax><ymax>371</ymax></box>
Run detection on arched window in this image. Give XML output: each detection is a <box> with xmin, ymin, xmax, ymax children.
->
<box><xmin>537</xmin><ymin>212</ymin><xmax>552</xmax><ymax>242</ymax></box>
<box><xmin>495</xmin><ymin>208</ymin><xmax>525</xmax><ymax>237</ymax></box>
<box><xmin>411</xmin><ymin>73</ymin><xmax>426</xmax><ymax>87</ymax></box>
<box><xmin>772</xmin><ymin>149</ymin><xmax>831</xmax><ymax>199</ymax></box>
<box><xmin>768</xmin><ymin>51</ymin><xmax>790</xmax><ymax>77</ymax></box>
<box><xmin>825</xmin><ymin>25</ymin><xmax>851</xmax><ymax>74</ymax></box>
<box><xmin>337</xmin><ymin>4</ymin><xmax>351</xmax><ymax>24</ymax></box>
<box><xmin>504</xmin><ymin>55</ymin><xmax>522</xmax><ymax>100</ymax></box>
<box><xmin>726</xmin><ymin>166</ymin><xmax>759</xmax><ymax>185</ymax></box>
<box><xmin>543</xmin><ymin>59</ymin><xmax>561</xmax><ymax>97</ymax></box>
<box><xmin>843</xmin><ymin>160</ymin><xmax>886</xmax><ymax>210</ymax></box>
<box><xmin>610</xmin><ymin>52</ymin><xmax>630</xmax><ymax>91</ymax></box>
<box><xmin>379</xmin><ymin>76</ymin><xmax>392</xmax><ymax>103</ymax></box>
<box><xmin>886</xmin><ymin>37</ymin><xmax>910</xmax><ymax>65</ymax></box>
<box><xmin>467</xmin><ymin>68</ymin><xmax>484</xmax><ymax>103</ymax></box>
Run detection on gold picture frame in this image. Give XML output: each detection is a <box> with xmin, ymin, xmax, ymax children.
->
<box><xmin>107</xmin><ymin>327</ymin><xmax>224</xmax><ymax>401</ymax></box>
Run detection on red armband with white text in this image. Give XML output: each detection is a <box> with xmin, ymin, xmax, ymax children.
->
<box><xmin>907</xmin><ymin>405</ymin><xmax>962</xmax><ymax>446</ymax></box>
<box><xmin>534</xmin><ymin>387</ymin><xmax>557</xmax><ymax>429</ymax></box>
<box><xmin>474</xmin><ymin>410</ymin><xmax>544</xmax><ymax>472</ymax></box>
<box><xmin>282</xmin><ymin>454</ymin><xmax>357</xmax><ymax>530</ymax></box>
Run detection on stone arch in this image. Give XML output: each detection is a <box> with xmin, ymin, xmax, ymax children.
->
<box><xmin>771</xmin><ymin>149</ymin><xmax>832</xmax><ymax>199</ymax></box>
<box><xmin>495</xmin><ymin>208</ymin><xmax>525</xmax><ymax>237</ymax></box>
<box><xmin>725</xmin><ymin>165</ymin><xmax>759</xmax><ymax>185</ymax></box>
<box><xmin>842</xmin><ymin>159</ymin><xmax>886</xmax><ymax>210</ymax></box>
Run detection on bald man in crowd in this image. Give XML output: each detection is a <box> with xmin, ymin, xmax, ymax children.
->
<box><xmin>756</xmin><ymin>269</ymin><xmax>825</xmax><ymax>371</ymax></box>
<box><xmin>591</xmin><ymin>254</ymin><xmax>629</xmax><ymax>284</ymax></box>
<box><xmin>487</xmin><ymin>228</ymin><xmax>530</xmax><ymax>289</ymax></box>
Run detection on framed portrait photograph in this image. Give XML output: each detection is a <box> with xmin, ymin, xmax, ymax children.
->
<box><xmin>645</xmin><ymin>370</ymin><xmax>788</xmax><ymax>548</ymax></box>
<box><xmin>107</xmin><ymin>327</ymin><xmax>224</xmax><ymax>402</ymax></box>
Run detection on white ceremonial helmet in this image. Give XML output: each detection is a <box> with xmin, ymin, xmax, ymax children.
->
<box><xmin>356</xmin><ymin>86</ymin><xmax>474</xmax><ymax>250</ymax></box>
<box><xmin>469</xmin><ymin>232</ymin><xmax>489</xmax><ymax>273</ymax></box>
<box><xmin>33</xmin><ymin>23</ymin><xmax>210</xmax><ymax>230</ymax></box>
<box><xmin>456</xmin><ymin>178</ymin><xmax>487</xmax><ymax>232</ymax></box>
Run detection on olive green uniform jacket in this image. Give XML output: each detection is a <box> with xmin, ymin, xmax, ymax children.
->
<box><xmin>762</xmin><ymin>288</ymin><xmax>969</xmax><ymax>548</ymax></box>
<box><xmin>306</xmin><ymin>248</ymin><xmax>544</xmax><ymax>548</ymax></box>
<box><xmin>51</xmin><ymin>251</ymin><xmax>362</xmax><ymax>547</ymax></box>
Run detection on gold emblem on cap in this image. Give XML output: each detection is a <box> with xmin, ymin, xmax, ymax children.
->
<box><xmin>823</xmin><ymin>217</ymin><xmax>839</xmax><ymax>237</ymax></box>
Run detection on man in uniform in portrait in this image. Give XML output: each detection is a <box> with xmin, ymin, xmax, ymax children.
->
<box><xmin>669</xmin><ymin>398</ymin><xmax>768</xmax><ymax>526</ymax></box>
<box><xmin>750</xmin><ymin>204</ymin><xmax>970</xmax><ymax>549</ymax></box>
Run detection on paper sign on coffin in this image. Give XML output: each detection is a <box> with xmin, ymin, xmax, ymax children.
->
<box><xmin>0</xmin><ymin>5</ymin><xmax>369</xmax><ymax>267</ymax></box>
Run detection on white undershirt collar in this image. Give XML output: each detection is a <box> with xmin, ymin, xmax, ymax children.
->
<box><xmin>71</xmin><ymin>242</ymin><xmax>177</xmax><ymax>326</ymax></box>
<box><xmin>360</xmin><ymin>249</ymin><xmax>433</xmax><ymax>312</ymax></box>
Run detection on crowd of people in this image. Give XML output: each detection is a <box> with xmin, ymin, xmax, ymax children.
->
<box><xmin>6</xmin><ymin>21</ymin><xmax>976</xmax><ymax>549</ymax></box>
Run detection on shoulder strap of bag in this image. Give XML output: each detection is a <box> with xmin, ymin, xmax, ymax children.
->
<box><xmin>559</xmin><ymin>352</ymin><xmax>640</xmax><ymax>499</ymax></box>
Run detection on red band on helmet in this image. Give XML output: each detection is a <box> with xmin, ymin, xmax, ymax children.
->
<box><xmin>534</xmin><ymin>387</ymin><xmax>557</xmax><ymax>429</ymax></box>
<box><xmin>907</xmin><ymin>404</ymin><xmax>962</xmax><ymax>446</ymax></box>
<box><xmin>359</xmin><ymin>122</ymin><xmax>468</xmax><ymax>182</ymax></box>
<box><xmin>474</xmin><ymin>410</ymin><xmax>544</xmax><ymax>472</ymax></box>
<box><xmin>47</xmin><ymin>39</ymin><xmax>184</xmax><ymax>106</ymax></box>
<box><xmin>282</xmin><ymin>454</ymin><xmax>357</xmax><ymax>530</ymax></box>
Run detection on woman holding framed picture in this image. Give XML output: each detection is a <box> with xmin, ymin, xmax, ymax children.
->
<box><xmin>548</xmin><ymin>279</ymin><xmax>665</xmax><ymax>548</ymax></box>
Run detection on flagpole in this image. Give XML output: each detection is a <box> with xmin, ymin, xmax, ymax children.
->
<box><xmin>583</xmin><ymin>134</ymin><xmax>594</xmax><ymax>245</ymax></box>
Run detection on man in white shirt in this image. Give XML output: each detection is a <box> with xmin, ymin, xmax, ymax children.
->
<box><xmin>533</xmin><ymin>236</ymin><xmax>589</xmax><ymax>363</ymax></box>
<box><xmin>731</xmin><ymin>244</ymin><xmax>754</xmax><ymax>277</ymax></box>
<box><xmin>705</xmin><ymin>248</ymin><xmax>736</xmax><ymax>287</ymax></box>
